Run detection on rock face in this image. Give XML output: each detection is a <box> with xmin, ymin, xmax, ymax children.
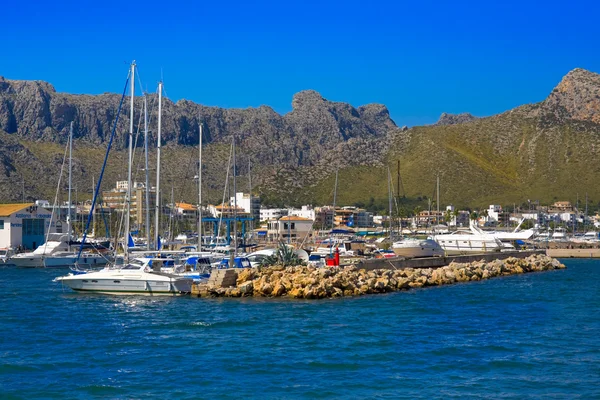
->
<box><xmin>193</xmin><ymin>254</ymin><xmax>565</xmax><ymax>299</ymax></box>
<box><xmin>542</xmin><ymin>68</ymin><xmax>600</xmax><ymax>123</ymax></box>
<box><xmin>0</xmin><ymin>75</ymin><xmax>406</xmax><ymax>203</ymax></box>
<box><xmin>3</xmin><ymin>68</ymin><xmax>600</xmax><ymax>207</ymax></box>
<box><xmin>435</xmin><ymin>112</ymin><xmax>478</xmax><ymax>126</ymax></box>
<box><xmin>0</xmin><ymin>78</ymin><xmax>396</xmax><ymax>167</ymax></box>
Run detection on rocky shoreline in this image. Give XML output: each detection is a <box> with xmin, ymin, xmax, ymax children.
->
<box><xmin>192</xmin><ymin>254</ymin><xmax>566</xmax><ymax>299</ymax></box>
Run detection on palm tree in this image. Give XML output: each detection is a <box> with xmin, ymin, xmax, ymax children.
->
<box><xmin>480</xmin><ymin>209</ymin><xmax>489</xmax><ymax>225</ymax></box>
<box><xmin>260</xmin><ymin>241</ymin><xmax>305</xmax><ymax>267</ymax></box>
<box><xmin>470</xmin><ymin>211</ymin><xmax>478</xmax><ymax>221</ymax></box>
<box><xmin>452</xmin><ymin>209</ymin><xmax>459</xmax><ymax>227</ymax></box>
<box><xmin>443</xmin><ymin>210</ymin><xmax>452</xmax><ymax>225</ymax></box>
<box><xmin>413</xmin><ymin>206</ymin><xmax>422</xmax><ymax>227</ymax></box>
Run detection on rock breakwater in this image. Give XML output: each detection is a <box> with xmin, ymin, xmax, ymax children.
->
<box><xmin>193</xmin><ymin>254</ymin><xmax>565</xmax><ymax>299</ymax></box>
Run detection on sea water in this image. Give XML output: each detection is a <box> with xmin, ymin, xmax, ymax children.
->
<box><xmin>0</xmin><ymin>259</ymin><xmax>598</xmax><ymax>399</ymax></box>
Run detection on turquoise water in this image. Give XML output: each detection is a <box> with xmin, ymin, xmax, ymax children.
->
<box><xmin>1</xmin><ymin>259</ymin><xmax>599</xmax><ymax>399</ymax></box>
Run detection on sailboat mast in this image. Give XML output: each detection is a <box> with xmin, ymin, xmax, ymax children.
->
<box><xmin>144</xmin><ymin>95</ymin><xmax>150</xmax><ymax>250</ymax></box>
<box><xmin>155</xmin><ymin>81</ymin><xmax>163</xmax><ymax>250</ymax></box>
<box><xmin>92</xmin><ymin>175</ymin><xmax>95</xmax><ymax>237</ymax></box>
<box><xmin>248</xmin><ymin>161</ymin><xmax>253</xmax><ymax>237</ymax></box>
<box><xmin>584</xmin><ymin>192</ymin><xmax>588</xmax><ymax>233</ymax></box>
<box><xmin>233</xmin><ymin>136</ymin><xmax>237</xmax><ymax>257</ymax></box>
<box><xmin>198</xmin><ymin>123</ymin><xmax>203</xmax><ymax>251</ymax></box>
<box><xmin>125</xmin><ymin>61</ymin><xmax>135</xmax><ymax>264</ymax></box>
<box><xmin>67</xmin><ymin>121</ymin><xmax>73</xmax><ymax>251</ymax></box>
<box><xmin>388</xmin><ymin>167</ymin><xmax>393</xmax><ymax>241</ymax></box>
<box><xmin>436</xmin><ymin>173</ymin><xmax>440</xmax><ymax>226</ymax></box>
<box><xmin>333</xmin><ymin>169</ymin><xmax>338</xmax><ymax>209</ymax></box>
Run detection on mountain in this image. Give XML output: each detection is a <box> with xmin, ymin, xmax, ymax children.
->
<box><xmin>380</xmin><ymin>67</ymin><xmax>600</xmax><ymax>209</ymax></box>
<box><xmin>435</xmin><ymin>112</ymin><xmax>478</xmax><ymax>126</ymax></box>
<box><xmin>1</xmin><ymin>68</ymin><xmax>600</xmax><ymax>211</ymax></box>
<box><xmin>0</xmin><ymin>77</ymin><xmax>397</xmax><ymax>205</ymax></box>
<box><xmin>541</xmin><ymin>68</ymin><xmax>600</xmax><ymax>124</ymax></box>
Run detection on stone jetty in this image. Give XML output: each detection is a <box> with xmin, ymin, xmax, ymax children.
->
<box><xmin>191</xmin><ymin>254</ymin><xmax>566</xmax><ymax>299</ymax></box>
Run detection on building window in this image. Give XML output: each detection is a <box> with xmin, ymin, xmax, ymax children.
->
<box><xmin>0</xmin><ymin>220</ymin><xmax>3</xmax><ymax>230</ymax></box>
<box><xmin>23</xmin><ymin>219</ymin><xmax>44</xmax><ymax>236</ymax></box>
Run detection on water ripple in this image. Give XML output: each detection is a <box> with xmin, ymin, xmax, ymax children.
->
<box><xmin>0</xmin><ymin>260</ymin><xmax>599</xmax><ymax>398</ymax></box>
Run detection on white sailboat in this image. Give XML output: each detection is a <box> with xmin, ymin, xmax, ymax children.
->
<box><xmin>56</xmin><ymin>63</ymin><xmax>192</xmax><ymax>295</ymax></box>
<box><xmin>12</xmin><ymin>122</ymin><xmax>110</xmax><ymax>268</ymax></box>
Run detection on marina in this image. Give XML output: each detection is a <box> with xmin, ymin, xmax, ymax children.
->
<box><xmin>2</xmin><ymin>1</ymin><xmax>600</xmax><ymax>398</ymax></box>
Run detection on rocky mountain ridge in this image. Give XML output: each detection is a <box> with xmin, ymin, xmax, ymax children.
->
<box><xmin>435</xmin><ymin>112</ymin><xmax>478</xmax><ymax>126</ymax></box>
<box><xmin>0</xmin><ymin>77</ymin><xmax>397</xmax><ymax>168</ymax></box>
<box><xmin>1</xmin><ymin>68</ymin><xmax>600</xmax><ymax>208</ymax></box>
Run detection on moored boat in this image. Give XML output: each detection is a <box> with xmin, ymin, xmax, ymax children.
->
<box><xmin>10</xmin><ymin>234</ymin><xmax>109</xmax><ymax>268</ymax></box>
<box><xmin>392</xmin><ymin>237</ymin><xmax>444</xmax><ymax>258</ymax></box>
<box><xmin>54</xmin><ymin>258</ymin><xmax>192</xmax><ymax>295</ymax></box>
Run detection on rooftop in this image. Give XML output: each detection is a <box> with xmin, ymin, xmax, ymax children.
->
<box><xmin>279</xmin><ymin>216</ymin><xmax>313</xmax><ymax>222</ymax></box>
<box><xmin>0</xmin><ymin>203</ymin><xmax>35</xmax><ymax>217</ymax></box>
<box><xmin>176</xmin><ymin>202</ymin><xmax>197</xmax><ymax>211</ymax></box>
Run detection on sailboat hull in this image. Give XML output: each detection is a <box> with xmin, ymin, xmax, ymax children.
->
<box><xmin>11</xmin><ymin>254</ymin><xmax>110</xmax><ymax>268</ymax></box>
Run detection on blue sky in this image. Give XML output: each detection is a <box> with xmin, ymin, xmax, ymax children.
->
<box><xmin>2</xmin><ymin>0</ymin><xmax>599</xmax><ymax>126</ymax></box>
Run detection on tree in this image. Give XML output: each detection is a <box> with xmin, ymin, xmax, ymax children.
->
<box><xmin>521</xmin><ymin>219</ymin><xmax>535</xmax><ymax>230</ymax></box>
<box><xmin>444</xmin><ymin>210</ymin><xmax>452</xmax><ymax>224</ymax></box>
<box><xmin>260</xmin><ymin>241</ymin><xmax>306</xmax><ymax>267</ymax></box>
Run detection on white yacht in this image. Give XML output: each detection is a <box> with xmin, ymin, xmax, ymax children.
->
<box><xmin>54</xmin><ymin>258</ymin><xmax>193</xmax><ymax>295</ymax></box>
<box><xmin>392</xmin><ymin>238</ymin><xmax>444</xmax><ymax>258</ymax></box>
<box><xmin>431</xmin><ymin>222</ymin><xmax>504</xmax><ymax>254</ymax></box>
<box><xmin>0</xmin><ymin>248</ymin><xmax>15</xmax><ymax>265</ymax></box>
<box><xmin>10</xmin><ymin>234</ymin><xmax>109</xmax><ymax>268</ymax></box>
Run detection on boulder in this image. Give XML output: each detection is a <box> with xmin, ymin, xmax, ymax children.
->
<box><xmin>271</xmin><ymin>282</ymin><xmax>286</xmax><ymax>297</ymax></box>
<box><xmin>236</xmin><ymin>268</ymin><xmax>256</xmax><ymax>284</ymax></box>
<box><xmin>238</xmin><ymin>281</ymin><xmax>254</xmax><ymax>296</ymax></box>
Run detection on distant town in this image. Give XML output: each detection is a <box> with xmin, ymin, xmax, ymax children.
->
<box><xmin>1</xmin><ymin>179</ymin><xmax>597</xmax><ymax>251</ymax></box>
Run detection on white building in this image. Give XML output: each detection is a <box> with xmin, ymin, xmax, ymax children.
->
<box><xmin>0</xmin><ymin>203</ymin><xmax>57</xmax><ymax>250</ymax></box>
<box><xmin>230</xmin><ymin>192</ymin><xmax>260</xmax><ymax>222</ymax></box>
<box><xmin>267</xmin><ymin>216</ymin><xmax>313</xmax><ymax>242</ymax></box>
<box><xmin>487</xmin><ymin>205</ymin><xmax>502</xmax><ymax>222</ymax></box>
<box><xmin>288</xmin><ymin>205</ymin><xmax>316</xmax><ymax>221</ymax></box>
<box><xmin>260</xmin><ymin>208</ymin><xmax>288</xmax><ymax>222</ymax></box>
<box><xmin>522</xmin><ymin>212</ymin><xmax>545</xmax><ymax>226</ymax></box>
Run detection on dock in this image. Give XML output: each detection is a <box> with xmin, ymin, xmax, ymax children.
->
<box><xmin>546</xmin><ymin>248</ymin><xmax>600</xmax><ymax>258</ymax></box>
